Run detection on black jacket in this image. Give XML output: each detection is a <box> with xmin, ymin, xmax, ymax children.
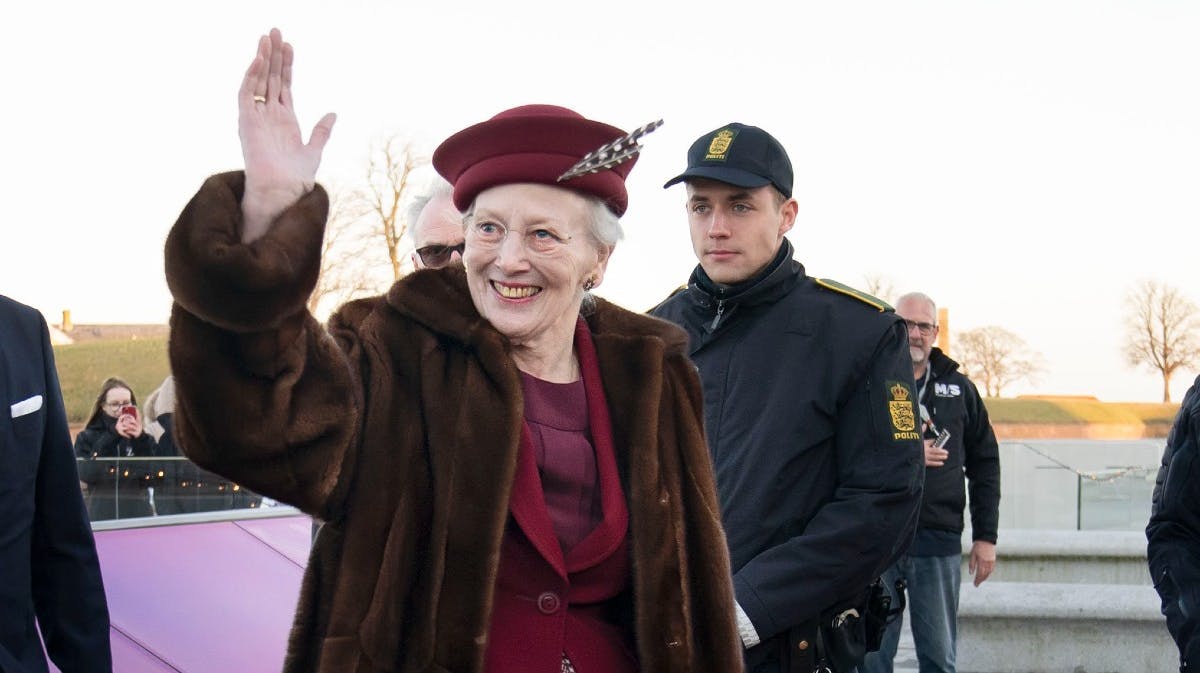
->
<box><xmin>651</xmin><ymin>241</ymin><xmax>924</xmax><ymax>672</ymax></box>
<box><xmin>0</xmin><ymin>295</ymin><xmax>111</xmax><ymax>673</ymax></box>
<box><xmin>74</xmin><ymin>414</ymin><xmax>158</xmax><ymax>520</ymax></box>
<box><xmin>1148</xmin><ymin>374</ymin><xmax>1200</xmax><ymax>669</ymax></box>
<box><xmin>73</xmin><ymin>414</ymin><xmax>157</xmax><ymax>459</ymax></box>
<box><xmin>916</xmin><ymin>348</ymin><xmax>1000</xmax><ymax>542</ymax></box>
<box><xmin>154</xmin><ymin>412</ymin><xmax>180</xmax><ymax>457</ymax></box>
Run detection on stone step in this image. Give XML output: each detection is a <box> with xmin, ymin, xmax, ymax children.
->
<box><xmin>961</xmin><ymin>529</ymin><xmax>1151</xmax><ymax>585</ymax></box>
<box><xmin>956</xmin><ymin>581</ymin><xmax>1174</xmax><ymax>673</ymax></box>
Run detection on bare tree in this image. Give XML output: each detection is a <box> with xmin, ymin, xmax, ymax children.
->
<box><xmin>862</xmin><ymin>273</ymin><xmax>895</xmax><ymax>304</ymax></box>
<box><xmin>956</xmin><ymin>326</ymin><xmax>1044</xmax><ymax>397</ymax></box>
<box><xmin>361</xmin><ymin>135</ymin><xmax>427</xmax><ymax>281</ymax></box>
<box><xmin>1123</xmin><ymin>280</ymin><xmax>1200</xmax><ymax>403</ymax></box>
<box><xmin>307</xmin><ymin>186</ymin><xmax>389</xmax><ymax>319</ymax></box>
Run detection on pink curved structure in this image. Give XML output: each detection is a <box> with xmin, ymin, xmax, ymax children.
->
<box><xmin>64</xmin><ymin>512</ymin><xmax>311</xmax><ymax>672</ymax></box>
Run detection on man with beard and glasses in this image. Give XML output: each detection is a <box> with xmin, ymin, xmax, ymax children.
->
<box><xmin>861</xmin><ymin>291</ymin><xmax>1000</xmax><ymax>673</ymax></box>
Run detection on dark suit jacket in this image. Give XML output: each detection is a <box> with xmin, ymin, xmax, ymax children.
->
<box><xmin>0</xmin><ymin>295</ymin><xmax>111</xmax><ymax>673</ymax></box>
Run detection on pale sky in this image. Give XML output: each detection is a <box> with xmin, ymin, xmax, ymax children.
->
<box><xmin>1</xmin><ymin>0</ymin><xmax>1197</xmax><ymax>403</ymax></box>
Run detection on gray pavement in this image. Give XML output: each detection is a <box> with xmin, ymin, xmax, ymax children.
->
<box><xmin>892</xmin><ymin>603</ymin><xmax>918</xmax><ymax>672</ymax></box>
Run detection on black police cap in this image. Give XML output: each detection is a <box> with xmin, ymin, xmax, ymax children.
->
<box><xmin>663</xmin><ymin>122</ymin><xmax>794</xmax><ymax>199</ymax></box>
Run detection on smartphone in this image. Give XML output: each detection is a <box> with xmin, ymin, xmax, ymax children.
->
<box><xmin>932</xmin><ymin>427</ymin><xmax>951</xmax><ymax>450</ymax></box>
<box><xmin>119</xmin><ymin>404</ymin><xmax>138</xmax><ymax>420</ymax></box>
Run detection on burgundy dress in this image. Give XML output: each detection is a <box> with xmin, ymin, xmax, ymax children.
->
<box><xmin>483</xmin><ymin>321</ymin><xmax>637</xmax><ymax>673</ymax></box>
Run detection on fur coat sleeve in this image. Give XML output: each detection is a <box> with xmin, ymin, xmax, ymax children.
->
<box><xmin>164</xmin><ymin>171</ymin><xmax>362</xmax><ymax>519</ymax></box>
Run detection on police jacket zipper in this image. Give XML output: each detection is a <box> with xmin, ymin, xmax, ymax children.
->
<box><xmin>710</xmin><ymin>299</ymin><xmax>726</xmax><ymax>331</ymax></box>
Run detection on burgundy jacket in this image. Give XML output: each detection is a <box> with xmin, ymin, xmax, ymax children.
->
<box><xmin>486</xmin><ymin>322</ymin><xmax>635</xmax><ymax>673</ymax></box>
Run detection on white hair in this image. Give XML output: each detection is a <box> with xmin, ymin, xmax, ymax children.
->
<box><xmin>584</xmin><ymin>197</ymin><xmax>624</xmax><ymax>249</ymax></box>
<box><xmin>406</xmin><ymin>176</ymin><xmax>456</xmax><ymax>243</ymax></box>
<box><xmin>896</xmin><ymin>291</ymin><xmax>937</xmax><ymax>320</ymax></box>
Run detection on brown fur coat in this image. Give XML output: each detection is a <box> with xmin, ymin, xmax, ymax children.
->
<box><xmin>164</xmin><ymin>172</ymin><xmax>743</xmax><ymax>673</ymax></box>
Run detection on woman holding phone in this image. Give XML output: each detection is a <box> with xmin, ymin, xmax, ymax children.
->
<box><xmin>163</xmin><ymin>27</ymin><xmax>741</xmax><ymax>673</ymax></box>
<box><xmin>74</xmin><ymin>377</ymin><xmax>156</xmax><ymax>459</ymax></box>
<box><xmin>74</xmin><ymin>376</ymin><xmax>157</xmax><ymax>519</ymax></box>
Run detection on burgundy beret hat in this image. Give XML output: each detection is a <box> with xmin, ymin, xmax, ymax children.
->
<box><xmin>432</xmin><ymin>104</ymin><xmax>637</xmax><ymax>217</ymax></box>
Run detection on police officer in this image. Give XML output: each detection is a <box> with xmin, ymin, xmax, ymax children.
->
<box><xmin>651</xmin><ymin>123</ymin><xmax>924</xmax><ymax>673</ymax></box>
<box><xmin>1148</xmin><ymin>372</ymin><xmax>1200</xmax><ymax>672</ymax></box>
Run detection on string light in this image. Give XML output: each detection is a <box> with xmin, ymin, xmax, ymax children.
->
<box><xmin>75</xmin><ymin>457</ymin><xmax>263</xmax><ymax>517</ymax></box>
<box><xmin>1015</xmin><ymin>442</ymin><xmax>1157</xmax><ymax>483</ymax></box>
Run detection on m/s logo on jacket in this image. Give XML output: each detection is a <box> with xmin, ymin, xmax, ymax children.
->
<box><xmin>935</xmin><ymin>383</ymin><xmax>962</xmax><ymax>397</ymax></box>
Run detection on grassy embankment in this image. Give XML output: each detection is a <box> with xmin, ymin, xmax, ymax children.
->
<box><xmin>54</xmin><ymin>337</ymin><xmax>171</xmax><ymax>425</ymax></box>
<box><xmin>51</xmin><ymin>338</ymin><xmax>1182</xmax><ymax>435</ymax></box>
<box><xmin>985</xmin><ymin>396</ymin><xmax>1179</xmax><ymax>437</ymax></box>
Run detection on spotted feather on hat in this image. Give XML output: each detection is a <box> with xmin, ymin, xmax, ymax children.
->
<box><xmin>557</xmin><ymin>119</ymin><xmax>664</xmax><ymax>182</ymax></box>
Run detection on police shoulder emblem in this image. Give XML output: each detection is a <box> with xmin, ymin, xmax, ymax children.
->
<box><xmin>815</xmin><ymin>278</ymin><xmax>892</xmax><ymax>312</ymax></box>
<box><xmin>705</xmin><ymin>129</ymin><xmax>737</xmax><ymax>161</ymax></box>
<box><xmin>886</xmin><ymin>380</ymin><xmax>920</xmax><ymax>441</ymax></box>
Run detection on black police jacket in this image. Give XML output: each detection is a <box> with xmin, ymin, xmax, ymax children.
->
<box><xmin>651</xmin><ymin>240</ymin><xmax>924</xmax><ymax>670</ymax></box>
<box><xmin>1147</xmin><ymin>373</ymin><xmax>1200</xmax><ymax>668</ymax></box>
<box><xmin>917</xmin><ymin>348</ymin><xmax>1000</xmax><ymax>542</ymax></box>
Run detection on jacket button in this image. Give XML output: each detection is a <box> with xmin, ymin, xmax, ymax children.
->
<box><xmin>537</xmin><ymin>591</ymin><xmax>561</xmax><ymax>614</ymax></box>
<box><xmin>797</xmin><ymin>640</ymin><xmax>809</xmax><ymax>651</ymax></box>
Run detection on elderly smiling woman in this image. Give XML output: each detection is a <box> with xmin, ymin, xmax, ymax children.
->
<box><xmin>164</xmin><ymin>28</ymin><xmax>741</xmax><ymax>673</ymax></box>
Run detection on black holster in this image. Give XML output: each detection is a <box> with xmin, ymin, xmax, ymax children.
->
<box><xmin>811</xmin><ymin>577</ymin><xmax>896</xmax><ymax>673</ymax></box>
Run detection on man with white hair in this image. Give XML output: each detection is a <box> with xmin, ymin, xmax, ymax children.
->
<box><xmin>861</xmin><ymin>291</ymin><xmax>1001</xmax><ymax>673</ymax></box>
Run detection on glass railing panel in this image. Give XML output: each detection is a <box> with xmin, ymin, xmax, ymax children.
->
<box><xmin>76</xmin><ymin>456</ymin><xmax>273</xmax><ymax>522</ymax></box>
<box><xmin>996</xmin><ymin>440</ymin><xmax>1163</xmax><ymax>532</ymax></box>
<box><xmin>1077</xmin><ymin>469</ymin><xmax>1156</xmax><ymax>531</ymax></box>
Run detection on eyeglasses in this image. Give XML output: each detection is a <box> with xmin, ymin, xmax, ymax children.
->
<box><xmin>903</xmin><ymin>319</ymin><xmax>938</xmax><ymax>337</ymax></box>
<box><xmin>465</xmin><ymin>219</ymin><xmax>573</xmax><ymax>257</ymax></box>
<box><xmin>415</xmin><ymin>242</ymin><xmax>465</xmax><ymax>268</ymax></box>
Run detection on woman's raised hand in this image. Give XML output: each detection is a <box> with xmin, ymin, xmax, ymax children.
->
<box><xmin>238</xmin><ymin>28</ymin><xmax>337</xmax><ymax>243</ymax></box>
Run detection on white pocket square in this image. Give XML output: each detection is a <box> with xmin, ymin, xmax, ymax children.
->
<box><xmin>11</xmin><ymin>395</ymin><xmax>43</xmax><ymax>418</ymax></box>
